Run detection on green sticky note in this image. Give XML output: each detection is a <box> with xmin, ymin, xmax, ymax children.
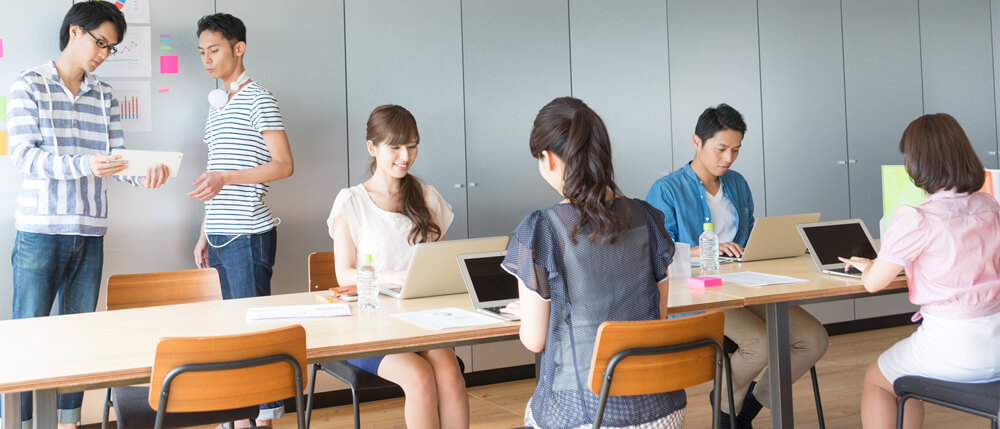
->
<box><xmin>881</xmin><ymin>165</ymin><xmax>927</xmax><ymax>227</ymax></box>
<box><xmin>0</xmin><ymin>96</ymin><xmax>6</xmax><ymax>123</ymax></box>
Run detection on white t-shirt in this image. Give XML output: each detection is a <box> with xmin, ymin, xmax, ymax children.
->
<box><xmin>326</xmin><ymin>183</ymin><xmax>454</xmax><ymax>272</ymax></box>
<box><xmin>705</xmin><ymin>182</ymin><xmax>738</xmax><ymax>243</ymax></box>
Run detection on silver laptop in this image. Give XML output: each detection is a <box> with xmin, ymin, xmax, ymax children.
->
<box><xmin>796</xmin><ymin>219</ymin><xmax>878</xmax><ymax>278</ymax></box>
<box><xmin>380</xmin><ymin>236</ymin><xmax>509</xmax><ymax>299</ymax></box>
<box><xmin>719</xmin><ymin>213</ymin><xmax>821</xmax><ymax>262</ymax></box>
<box><xmin>456</xmin><ymin>251</ymin><xmax>519</xmax><ymax>321</ymax></box>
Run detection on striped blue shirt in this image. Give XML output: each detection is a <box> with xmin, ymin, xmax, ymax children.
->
<box><xmin>7</xmin><ymin>61</ymin><xmax>140</xmax><ymax>236</ymax></box>
<box><xmin>203</xmin><ymin>82</ymin><xmax>285</xmax><ymax>235</ymax></box>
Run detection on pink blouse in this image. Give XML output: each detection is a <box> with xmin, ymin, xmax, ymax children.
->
<box><xmin>879</xmin><ymin>190</ymin><xmax>1000</xmax><ymax>319</ymax></box>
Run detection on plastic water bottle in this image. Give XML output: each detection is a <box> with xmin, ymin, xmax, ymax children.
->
<box><xmin>700</xmin><ymin>222</ymin><xmax>720</xmax><ymax>272</ymax></box>
<box><xmin>357</xmin><ymin>253</ymin><xmax>379</xmax><ymax>310</ymax></box>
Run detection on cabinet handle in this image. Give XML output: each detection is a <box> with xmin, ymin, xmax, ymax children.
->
<box><xmin>836</xmin><ymin>160</ymin><xmax>847</xmax><ymax>165</ymax></box>
<box><xmin>453</xmin><ymin>184</ymin><xmax>464</xmax><ymax>189</ymax></box>
<box><xmin>468</xmin><ymin>182</ymin><xmax>478</xmax><ymax>188</ymax></box>
<box><xmin>990</xmin><ymin>151</ymin><xmax>998</xmax><ymax>156</ymax></box>
<box><xmin>848</xmin><ymin>159</ymin><xmax>857</xmax><ymax>164</ymax></box>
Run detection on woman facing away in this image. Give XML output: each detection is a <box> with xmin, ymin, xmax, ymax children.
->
<box><xmin>326</xmin><ymin>105</ymin><xmax>469</xmax><ymax>428</ymax></box>
<box><xmin>502</xmin><ymin>97</ymin><xmax>686</xmax><ymax>429</ymax></box>
<box><xmin>840</xmin><ymin>113</ymin><xmax>1000</xmax><ymax>429</ymax></box>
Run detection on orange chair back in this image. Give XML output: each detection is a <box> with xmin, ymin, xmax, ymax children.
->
<box><xmin>588</xmin><ymin>311</ymin><xmax>725</xmax><ymax>396</ymax></box>
<box><xmin>148</xmin><ymin>325</ymin><xmax>307</xmax><ymax>412</ymax></box>
<box><xmin>308</xmin><ymin>251</ymin><xmax>338</xmax><ymax>291</ymax></box>
<box><xmin>106</xmin><ymin>268</ymin><xmax>222</xmax><ymax>311</ymax></box>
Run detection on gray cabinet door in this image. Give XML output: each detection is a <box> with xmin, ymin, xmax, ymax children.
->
<box><xmin>842</xmin><ymin>0</ymin><xmax>923</xmax><ymax>237</ymax></box>
<box><xmin>758</xmin><ymin>0</ymin><xmax>850</xmax><ymax>220</ymax></box>
<box><xmin>344</xmin><ymin>0</ymin><xmax>468</xmax><ymax>239</ymax></box>
<box><xmin>569</xmin><ymin>0</ymin><xmax>671</xmax><ymax>199</ymax></box>
<box><xmin>667</xmin><ymin>0</ymin><xmax>766</xmax><ymax>214</ymax></box>
<box><xmin>462</xmin><ymin>0</ymin><xmax>571</xmax><ymax>238</ymax></box>
<box><xmin>920</xmin><ymin>0</ymin><xmax>998</xmax><ymax>169</ymax></box>
<box><xmin>219</xmin><ymin>0</ymin><xmax>349</xmax><ymax>293</ymax></box>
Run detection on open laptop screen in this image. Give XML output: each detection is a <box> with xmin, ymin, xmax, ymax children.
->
<box><xmin>800</xmin><ymin>222</ymin><xmax>878</xmax><ymax>264</ymax></box>
<box><xmin>463</xmin><ymin>256</ymin><xmax>518</xmax><ymax>302</ymax></box>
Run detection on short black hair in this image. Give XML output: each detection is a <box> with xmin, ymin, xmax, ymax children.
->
<box><xmin>695</xmin><ymin>103</ymin><xmax>747</xmax><ymax>145</ymax></box>
<box><xmin>197</xmin><ymin>13</ymin><xmax>247</xmax><ymax>46</ymax></box>
<box><xmin>60</xmin><ymin>1</ymin><xmax>127</xmax><ymax>51</ymax></box>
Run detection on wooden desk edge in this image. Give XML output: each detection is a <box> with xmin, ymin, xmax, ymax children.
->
<box><xmin>742</xmin><ymin>279</ymin><xmax>908</xmax><ymax>306</ymax></box>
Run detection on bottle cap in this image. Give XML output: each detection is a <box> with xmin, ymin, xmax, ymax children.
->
<box><xmin>703</xmin><ymin>223</ymin><xmax>714</xmax><ymax>231</ymax></box>
<box><xmin>363</xmin><ymin>253</ymin><xmax>373</xmax><ymax>263</ymax></box>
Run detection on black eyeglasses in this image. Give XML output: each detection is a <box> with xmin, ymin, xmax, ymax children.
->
<box><xmin>85</xmin><ymin>29</ymin><xmax>118</xmax><ymax>55</ymax></box>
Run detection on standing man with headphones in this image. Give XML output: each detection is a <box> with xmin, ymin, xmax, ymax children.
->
<box><xmin>191</xmin><ymin>13</ymin><xmax>294</xmax><ymax>428</ymax></box>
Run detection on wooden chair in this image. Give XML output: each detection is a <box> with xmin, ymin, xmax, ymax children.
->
<box><xmin>894</xmin><ymin>376</ymin><xmax>1000</xmax><ymax>429</ymax></box>
<box><xmin>308</xmin><ymin>251</ymin><xmax>338</xmax><ymax>291</ymax></box>
<box><xmin>112</xmin><ymin>325</ymin><xmax>308</xmax><ymax>429</ymax></box>
<box><xmin>588</xmin><ymin>311</ymin><xmax>734</xmax><ymax>429</ymax></box>
<box><xmin>102</xmin><ymin>268</ymin><xmax>223</xmax><ymax>428</ymax></box>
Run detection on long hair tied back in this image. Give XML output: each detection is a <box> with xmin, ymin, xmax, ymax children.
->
<box><xmin>530</xmin><ymin>97</ymin><xmax>628</xmax><ymax>244</ymax></box>
<box><xmin>366</xmin><ymin>105</ymin><xmax>443</xmax><ymax>245</ymax></box>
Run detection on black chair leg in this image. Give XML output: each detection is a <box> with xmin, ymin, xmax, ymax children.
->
<box><xmin>810</xmin><ymin>366</ymin><xmax>826</xmax><ymax>429</ymax></box>
<box><xmin>349</xmin><ymin>383</ymin><xmax>362</xmax><ymax>429</ymax></box>
<box><xmin>102</xmin><ymin>388</ymin><xmax>112</xmax><ymax>429</ymax></box>
<box><xmin>305</xmin><ymin>363</ymin><xmax>319</xmax><ymax>429</ymax></box>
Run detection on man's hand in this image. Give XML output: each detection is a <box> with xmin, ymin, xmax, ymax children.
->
<box><xmin>719</xmin><ymin>242</ymin><xmax>744</xmax><ymax>258</ymax></box>
<box><xmin>89</xmin><ymin>154</ymin><xmax>128</xmax><ymax>177</ymax></box>
<box><xmin>188</xmin><ymin>171</ymin><xmax>228</xmax><ymax>201</ymax></box>
<box><xmin>194</xmin><ymin>236</ymin><xmax>210</xmax><ymax>269</ymax></box>
<box><xmin>141</xmin><ymin>164</ymin><xmax>169</xmax><ymax>188</ymax></box>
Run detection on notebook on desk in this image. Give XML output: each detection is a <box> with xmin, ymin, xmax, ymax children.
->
<box><xmin>719</xmin><ymin>212</ymin><xmax>821</xmax><ymax>262</ymax></box>
<box><xmin>379</xmin><ymin>236</ymin><xmax>509</xmax><ymax>299</ymax></box>
<box><xmin>796</xmin><ymin>219</ymin><xmax>878</xmax><ymax>278</ymax></box>
<box><xmin>457</xmin><ymin>251</ymin><xmax>520</xmax><ymax>321</ymax></box>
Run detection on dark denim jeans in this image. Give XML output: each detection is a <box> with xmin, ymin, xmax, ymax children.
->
<box><xmin>206</xmin><ymin>228</ymin><xmax>283</xmax><ymax>419</ymax></box>
<box><xmin>10</xmin><ymin>230</ymin><xmax>103</xmax><ymax>424</ymax></box>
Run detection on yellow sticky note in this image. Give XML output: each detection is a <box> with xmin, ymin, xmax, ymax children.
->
<box><xmin>0</xmin><ymin>130</ymin><xmax>6</xmax><ymax>156</ymax></box>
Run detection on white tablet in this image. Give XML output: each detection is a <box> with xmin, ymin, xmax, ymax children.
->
<box><xmin>110</xmin><ymin>149</ymin><xmax>183</xmax><ymax>178</ymax></box>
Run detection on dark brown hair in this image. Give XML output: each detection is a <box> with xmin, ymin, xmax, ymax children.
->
<box><xmin>366</xmin><ymin>105</ymin><xmax>442</xmax><ymax>245</ymax></box>
<box><xmin>530</xmin><ymin>97</ymin><xmax>628</xmax><ymax>244</ymax></box>
<box><xmin>899</xmin><ymin>113</ymin><xmax>985</xmax><ymax>194</ymax></box>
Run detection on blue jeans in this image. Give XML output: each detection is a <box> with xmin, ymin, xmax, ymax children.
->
<box><xmin>9</xmin><ymin>231</ymin><xmax>103</xmax><ymax>424</ymax></box>
<box><xmin>206</xmin><ymin>228</ymin><xmax>283</xmax><ymax>419</ymax></box>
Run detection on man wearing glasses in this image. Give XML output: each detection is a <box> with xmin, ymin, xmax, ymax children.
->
<box><xmin>4</xmin><ymin>3</ymin><xmax>168</xmax><ymax>428</ymax></box>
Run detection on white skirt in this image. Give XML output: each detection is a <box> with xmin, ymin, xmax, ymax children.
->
<box><xmin>879</xmin><ymin>311</ymin><xmax>1000</xmax><ymax>383</ymax></box>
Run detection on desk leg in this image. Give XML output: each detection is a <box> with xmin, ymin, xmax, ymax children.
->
<box><xmin>32</xmin><ymin>390</ymin><xmax>56</xmax><ymax>429</ymax></box>
<box><xmin>2</xmin><ymin>393</ymin><xmax>21</xmax><ymax>429</ymax></box>
<box><xmin>766</xmin><ymin>302</ymin><xmax>793</xmax><ymax>429</ymax></box>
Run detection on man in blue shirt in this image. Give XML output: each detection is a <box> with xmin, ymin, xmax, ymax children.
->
<box><xmin>646</xmin><ymin>104</ymin><xmax>828</xmax><ymax>428</ymax></box>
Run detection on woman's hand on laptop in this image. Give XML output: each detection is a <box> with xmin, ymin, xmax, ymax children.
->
<box><xmin>500</xmin><ymin>301</ymin><xmax>522</xmax><ymax>317</ymax></box>
<box><xmin>379</xmin><ymin>270</ymin><xmax>407</xmax><ymax>286</ymax></box>
<box><xmin>838</xmin><ymin>256</ymin><xmax>872</xmax><ymax>273</ymax></box>
<box><xmin>719</xmin><ymin>242</ymin><xmax>744</xmax><ymax>258</ymax></box>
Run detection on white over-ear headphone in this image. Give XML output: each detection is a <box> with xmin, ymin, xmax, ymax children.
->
<box><xmin>208</xmin><ymin>71</ymin><xmax>250</xmax><ymax>109</ymax></box>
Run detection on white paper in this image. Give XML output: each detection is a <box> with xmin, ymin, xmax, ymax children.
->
<box><xmin>393</xmin><ymin>307</ymin><xmax>503</xmax><ymax>330</ymax></box>
<box><xmin>714</xmin><ymin>271</ymin><xmax>808</xmax><ymax>287</ymax></box>
<box><xmin>247</xmin><ymin>303</ymin><xmax>351</xmax><ymax>321</ymax></box>
<box><xmin>74</xmin><ymin>0</ymin><xmax>149</xmax><ymax>24</ymax></box>
<box><xmin>106</xmin><ymin>80</ymin><xmax>151</xmax><ymax>132</ymax></box>
<box><xmin>100</xmin><ymin>26</ymin><xmax>151</xmax><ymax>77</ymax></box>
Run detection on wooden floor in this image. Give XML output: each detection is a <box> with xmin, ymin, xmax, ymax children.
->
<box><xmin>225</xmin><ymin>325</ymin><xmax>993</xmax><ymax>428</ymax></box>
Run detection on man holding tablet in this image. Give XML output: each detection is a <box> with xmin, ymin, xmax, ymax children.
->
<box><xmin>6</xmin><ymin>3</ymin><xmax>168</xmax><ymax>427</ymax></box>
<box><xmin>646</xmin><ymin>104</ymin><xmax>828</xmax><ymax>428</ymax></box>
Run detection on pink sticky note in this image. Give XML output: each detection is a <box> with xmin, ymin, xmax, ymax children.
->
<box><xmin>0</xmin><ymin>39</ymin><xmax>4</xmax><ymax>58</ymax></box>
<box><xmin>159</xmin><ymin>55</ymin><xmax>178</xmax><ymax>74</ymax></box>
<box><xmin>157</xmin><ymin>86</ymin><xmax>169</xmax><ymax>93</ymax></box>
<box><xmin>687</xmin><ymin>276</ymin><xmax>722</xmax><ymax>288</ymax></box>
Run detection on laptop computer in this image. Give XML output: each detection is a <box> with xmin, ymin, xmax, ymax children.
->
<box><xmin>456</xmin><ymin>251</ymin><xmax>520</xmax><ymax>321</ymax></box>
<box><xmin>380</xmin><ymin>236</ymin><xmax>509</xmax><ymax>299</ymax></box>
<box><xmin>719</xmin><ymin>213</ymin><xmax>821</xmax><ymax>262</ymax></box>
<box><xmin>796</xmin><ymin>219</ymin><xmax>879</xmax><ymax>278</ymax></box>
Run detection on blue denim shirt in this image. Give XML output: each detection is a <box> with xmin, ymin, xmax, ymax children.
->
<box><xmin>645</xmin><ymin>163</ymin><xmax>755</xmax><ymax>247</ymax></box>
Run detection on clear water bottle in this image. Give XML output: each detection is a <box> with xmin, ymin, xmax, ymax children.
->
<box><xmin>700</xmin><ymin>222</ymin><xmax>720</xmax><ymax>272</ymax></box>
<box><xmin>357</xmin><ymin>253</ymin><xmax>379</xmax><ymax>310</ymax></box>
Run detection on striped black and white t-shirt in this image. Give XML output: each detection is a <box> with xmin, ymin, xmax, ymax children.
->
<box><xmin>7</xmin><ymin>61</ymin><xmax>140</xmax><ymax>236</ymax></box>
<box><xmin>203</xmin><ymin>81</ymin><xmax>285</xmax><ymax>235</ymax></box>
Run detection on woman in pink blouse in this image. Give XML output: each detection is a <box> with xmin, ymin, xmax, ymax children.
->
<box><xmin>841</xmin><ymin>113</ymin><xmax>1000</xmax><ymax>429</ymax></box>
